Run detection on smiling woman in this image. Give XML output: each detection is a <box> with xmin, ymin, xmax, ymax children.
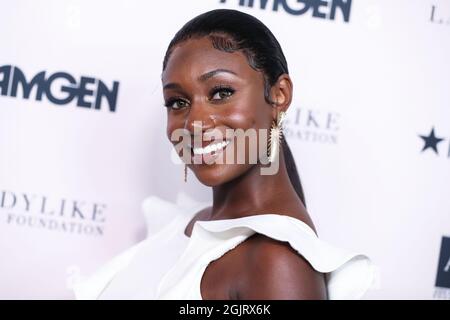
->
<box><xmin>73</xmin><ymin>9</ymin><xmax>374</xmax><ymax>300</ymax></box>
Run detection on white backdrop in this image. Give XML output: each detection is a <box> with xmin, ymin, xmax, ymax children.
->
<box><xmin>0</xmin><ymin>0</ymin><xmax>449</xmax><ymax>299</ymax></box>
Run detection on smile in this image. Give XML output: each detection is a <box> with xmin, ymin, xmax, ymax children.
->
<box><xmin>192</xmin><ymin>140</ymin><xmax>230</xmax><ymax>155</ymax></box>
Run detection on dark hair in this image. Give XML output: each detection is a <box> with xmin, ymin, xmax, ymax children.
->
<box><xmin>162</xmin><ymin>9</ymin><xmax>306</xmax><ymax>207</ymax></box>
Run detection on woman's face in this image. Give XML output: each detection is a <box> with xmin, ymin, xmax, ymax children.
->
<box><xmin>162</xmin><ymin>36</ymin><xmax>274</xmax><ymax>186</ymax></box>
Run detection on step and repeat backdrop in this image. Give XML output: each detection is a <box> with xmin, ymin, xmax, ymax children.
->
<box><xmin>0</xmin><ymin>0</ymin><xmax>449</xmax><ymax>299</ymax></box>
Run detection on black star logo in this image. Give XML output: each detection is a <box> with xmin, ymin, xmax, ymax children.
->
<box><xmin>419</xmin><ymin>127</ymin><xmax>445</xmax><ymax>154</ymax></box>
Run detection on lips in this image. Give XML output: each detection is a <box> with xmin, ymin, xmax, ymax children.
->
<box><xmin>192</xmin><ymin>140</ymin><xmax>230</xmax><ymax>155</ymax></box>
<box><xmin>186</xmin><ymin>138</ymin><xmax>232</xmax><ymax>165</ymax></box>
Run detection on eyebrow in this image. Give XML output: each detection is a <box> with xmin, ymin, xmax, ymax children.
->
<box><xmin>163</xmin><ymin>68</ymin><xmax>238</xmax><ymax>91</ymax></box>
<box><xmin>198</xmin><ymin>68</ymin><xmax>237</xmax><ymax>82</ymax></box>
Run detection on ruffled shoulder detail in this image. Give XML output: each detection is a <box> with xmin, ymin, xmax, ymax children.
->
<box><xmin>142</xmin><ymin>193</ymin><xmax>209</xmax><ymax>236</ymax></box>
<box><xmin>194</xmin><ymin>214</ymin><xmax>375</xmax><ymax>299</ymax></box>
<box><xmin>72</xmin><ymin>240</ymin><xmax>146</xmax><ymax>299</ymax></box>
<box><xmin>73</xmin><ymin>194</ymin><xmax>209</xmax><ymax>300</ymax></box>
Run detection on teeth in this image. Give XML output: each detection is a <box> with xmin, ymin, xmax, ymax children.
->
<box><xmin>193</xmin><ymin>141</ymin><xmax>230</xmax><ymax>155</ymax></box>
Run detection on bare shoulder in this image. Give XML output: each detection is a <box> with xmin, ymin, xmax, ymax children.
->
<box><xmin>234</xmin><ymin>233</ymin><xmax>328</xmax><ymax>300</ymax></box>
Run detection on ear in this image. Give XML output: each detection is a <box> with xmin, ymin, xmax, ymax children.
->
<box><xmin>270</xmin><ymin>73</ymin><xmax>293</xmax><ymax>120</ymax></box>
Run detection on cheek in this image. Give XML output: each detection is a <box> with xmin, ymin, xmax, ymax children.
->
<box><xmin>166</xmin><ymin>113</ymin><xmax>183</xmax><ymax>143</ymax></box>
<box><xmin>221</xmin><ymin>91</ymin><xmax>270</xmax><ymax>130</ymax></box>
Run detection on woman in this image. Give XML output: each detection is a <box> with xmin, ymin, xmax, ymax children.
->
<box><xmin>74</xmin><ymin>9</ymin><xmax>374</xmax><ymax>300</ymax></box>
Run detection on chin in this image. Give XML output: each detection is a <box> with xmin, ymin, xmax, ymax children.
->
<box><xmin>190</xmin><ymin>163</ymin><xmax>252</xmax><ymax>187</ymax></box>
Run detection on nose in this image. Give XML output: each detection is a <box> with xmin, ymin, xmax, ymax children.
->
<box><xmin>185</xmin><ymin>101</ymin><xmax>215</xmax><ymax>137</ymax></box>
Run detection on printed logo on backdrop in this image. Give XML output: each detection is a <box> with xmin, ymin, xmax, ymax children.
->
<box><xmin>418</xmin><ymin>126</ymin><xmax>449</xmax><ymax>158</ymax></box>
<box><xmin>0</xmin><ymin>65</ymin><xmax>119</xmax><ymax>112</ymax></box>
<box><xmin>0</xmin><ymin>190</ymin><xmax>106</xmax><ymax>236</ymax></box>
<box><xmin>219</xmin><ymin>0</ymin><xmax>352</xmax><ymax>22</ymax></box>
<box><xmin>430</xmin><ymin>4</ymin><xmax>450</xmax><ymax>26</ymax></box>
<box><xmin>434</xmin><ymin>236</ymin><xmax>450</xmax><ymax>299</ymax></box>
<box><xmin>283</xmin><ymin>107</ymin><xmax>340</xmax><ymax>144</ymax></box>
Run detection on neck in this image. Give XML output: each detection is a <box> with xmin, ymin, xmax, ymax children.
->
<box><xmin>210</xmin><ymin>149</ymin><xmax>306</xmax><ymax>220</ymax></box>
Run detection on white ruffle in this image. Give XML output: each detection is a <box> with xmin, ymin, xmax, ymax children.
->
<box><xmin>72</xmin><ymin>240</ymin><xmax>145</xmax><ymax>300</ymax></box>
<box><xmin>193</xmin><ymin>214</ymin><xmax>375</xmax><ymax>299</ymax></box>
<box><xmin>74</xmin><ymin>195</ymin><xmax>375</xmax><ymax>300</ymax></box>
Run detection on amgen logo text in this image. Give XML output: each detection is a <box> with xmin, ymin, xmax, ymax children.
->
<box><xmin>0</xmin><ymin>65</ymin><xmax>119</xmax><ymax>112</ymax></box>
<box><xmin>220</xmin><ymin>0</ymin><xmax>352</xmax><ymax>22</ymax></box>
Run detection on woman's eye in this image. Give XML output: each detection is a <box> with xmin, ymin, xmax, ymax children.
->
<box><xmin>211</xmin><ymin>88</ymin><xmax>234</xmax><ymax>101</ymax></box>
<box><xmin>165</xmin><ymin>99</ymin><xmax>189</xmax><ymax>110</ymax></box>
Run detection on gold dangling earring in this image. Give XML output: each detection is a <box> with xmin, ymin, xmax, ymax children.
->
<box><xmin>184</xmin><ymin>164</ymin><xmax>188</xmax><ymax>182</ymax></box>
<box><xmin>268</xmin><ymin>110</ymin><xmax>286</xmax><ymax>163</ymax></box>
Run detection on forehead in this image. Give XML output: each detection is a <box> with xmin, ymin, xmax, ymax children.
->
<box><xmin>162</xmin><ymin>37</ymin><xmax>258</xmax><ymax>83</ymax></box>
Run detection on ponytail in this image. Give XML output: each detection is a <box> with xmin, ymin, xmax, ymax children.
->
<box><xmin>282</xmin><ymin>139</ymin><xmax>306</xmax><ymax>208</ymax></box>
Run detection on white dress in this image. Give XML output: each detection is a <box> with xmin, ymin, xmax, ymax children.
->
<box><xmin>73</xmin><ymin>195</ymin><xmax>375</xmax><ymax>300</ymax></box>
